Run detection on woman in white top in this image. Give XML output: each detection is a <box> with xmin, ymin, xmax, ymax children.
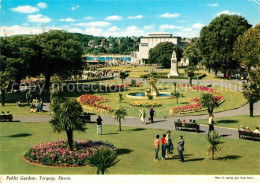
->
<box><xmin>139</xmin><ymin>108</ymin><xmax>146</xmax><ymax>125</ymax></box>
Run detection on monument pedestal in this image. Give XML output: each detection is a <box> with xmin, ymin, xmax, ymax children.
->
<box><xmin>168</xmin><ymin>51</ymin><xmax>179</xmax><ymax>78</ymax></box>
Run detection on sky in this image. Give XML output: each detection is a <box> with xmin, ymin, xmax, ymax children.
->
<box><xmin>0</xmin><ymin>0</ymin><xmax>259</xmax><ymax>38</ymax></box>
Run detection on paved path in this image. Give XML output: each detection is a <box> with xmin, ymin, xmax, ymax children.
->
<box><xmin>13</xmin><ymin>100</ymin><xmax>260</xmax><ymax>140</ymax></box>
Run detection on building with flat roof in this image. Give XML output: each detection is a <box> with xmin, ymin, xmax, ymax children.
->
<box><xmin>131</xmin><ymin>33</ymin><xmax>182</xmax><ymax>64</ymax></box>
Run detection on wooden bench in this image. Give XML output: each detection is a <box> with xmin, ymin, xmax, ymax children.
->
<box><xmin>174</xmin><ymin>122</ymin><xmax>200</xmax><ymax>133</ymax></box>
<box><xmin>80</xmin><ymin>113</ymin><xmax>95</xmax><ymax>123</ymax></box>
<box><xmin>238</xmin><ymin>130</ymin><xmax>260</xmax><ymax>141</ymax></box>
<box><xmin>0</xmin><ymin>115</ymin><xmax>13</xmax><ymax>122</ymax></box>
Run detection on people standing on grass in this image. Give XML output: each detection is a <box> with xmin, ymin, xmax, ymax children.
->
<box><xmin>177</xmin><ymin>135</ymin><xmax>185</xmax><ymax>163</ymax></box>
<box><xmin>165</xmin><ymin>131</ymin><xmax>173</xmax><ymax>158</ymax></box>
<box><xmin>149</xmin><ymin>106</ymin><xmax>155</xmax><ymax>123</ymax></box>
<box><xmin>154</xmin><ymin>134</ymin><xmax>160</xmax><ymax>161</ymax></box>
<box><xmin>139</xmin><ymin>108</ymin><xmax>146</xmax><ymax>125</ymax></box>
<box><xmin>208</xmin><ymin>114</ymin><xmax>214</xmax><ymax>132</ymax></box>
<box><xmin>161</xmin><ymin>134</ymin><xmax>166</xmax><ymax>160</ymax></box>
<box><xmin>96</xmin><ymin>115</ymin><xmax>103</xmax><ymax>135</ymax></box>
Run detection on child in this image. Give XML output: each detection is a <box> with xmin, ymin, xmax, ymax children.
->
<box><xmin>154</xmin><ymin>135</ymin><xmax>160</xmax><ymax>161</ymax></box>
<box><xmin>161</xmin><ymin>134</ymin><xmax>166</xmax><ymax>160</ymax></box>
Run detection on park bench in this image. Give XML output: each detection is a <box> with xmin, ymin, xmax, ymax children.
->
<box><xmin>80</xmin><ymin>113</ymin><xmax>96</xmax><ymax>123</ymax></box>
<box><xmin>0</xmin><ymin>114</ymin><xmax>13</xmax><ymax>122</ymax></box>
<box><xmin>174</xmin><ymin>121</ymin><xmax>200</xmax><ymax>133</ymax></box>
<box><xmin>238</xmin><ymin>130</ymin><xmax>260</xmax><ymax>141</ymax></box>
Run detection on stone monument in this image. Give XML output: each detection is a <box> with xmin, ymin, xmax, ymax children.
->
<box><xmin>168</xmin><ymin>51</ymin><xmax>179</xmax><ymax>77</ymax></box>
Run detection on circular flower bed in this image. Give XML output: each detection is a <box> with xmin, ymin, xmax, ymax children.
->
<box><xmin>78</xmin><ymin>94</ymin><xmax>113</xmax><ymax>113</ymax></box>
<box><xmin>130</xmin><ymin>101</ymin><xmax>162</xmax><ymax>107</ymax></box>
<box><xmin>24</xmin><ymin>139</ymin><xmax>117</xmax><ymax>167</ymax></box>
<box><xmin>178</xmin><ymin>84</ymin><xmax>222</xmax><ymax>95</ymax></box>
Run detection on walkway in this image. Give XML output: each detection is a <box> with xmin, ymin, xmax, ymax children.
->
<box><xmin>13</xmin><ymin>100</ymin><xmax>260</xmax><ymax>140</ymax></box>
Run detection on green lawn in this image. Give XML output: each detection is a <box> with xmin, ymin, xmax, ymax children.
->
<box><xmin>0</xmin><ymin>123</ymin><xmax>259</xmax><ymax>175</ymax></box>
<box><xmin>0</xmin><ymin>103</ymin><xmax>50</xmax><ymax>116</ymax></box>
<box><xmin>197</xmin><ymin>115</ymin><xmax>260</xmax><ymax>130</ymax></box>
<box><xmin>75</xmin><ymin>84</ymin><xmax>247</xmax><ymax>118</ymax></box>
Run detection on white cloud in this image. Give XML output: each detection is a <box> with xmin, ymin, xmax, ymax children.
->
<box><xmin>37</xmin><ymin>2</ymin><xmax>47</xmax><ymax>9</ymax></box>
<box><xmin>84</xmin><ymin>16</ymin><xmax>93</xmax><ymax>20</ymax></box>
<box><xmin>159</xmin><ymin>12</ymin><xmax>180</xmax><ymax>18</ymax></box>
<box><xmin>84</xmin><ymin>27</ymin><xmax>104</xmax><ymax>36</ymax></box>
<box><xmin>192</xmin><ymin>23</ymin><xmax>205</xmax><ymax>29</ymax></box>
<box><xmin>0</xmin><ymin>25</ymin><xmax>62</xmax><ymax>36</ymax></box>
<box><xmin>11</xmin><ymin>5</ymin><xmax>39</xmax><ymax>13</ymax></box>
<box><xmin>68</xmin><ymin>28</ymin><xmax>83</xmax><ymax>33</ymax></box>
<box><xmin>28</xmin><ymin>14</ymin><xmax>51</xmax><ymax>23</ymax></box>
<box><xmin>128</xmin><ymin>15</ymin><xmax>143</xmax><ymax>19</ymax></box>
<box><xmin>159</xmin><ymin>24</ymin><xmax>183</xmax><ymax>31</ymax></box>
<box><xmin>105</xmin><ymin>15</ymin><xmax>122</xmax><ymax>21</ymax></box>
<box><xmin>71</xmin><ymin>5</ymin><xmax>80</xmax><ymax>10</ymax></box>
<box><xmin>59</xmin><ymin>17</ymin><xmax>75</xmax><ymax>22</ymax></box>
<box><xmin>76</xmin><ymin>21</ymin><xmax>111</xmax><ymax>27</ymax></box>
<box><xmin>216</xmin><ymin>10</ymin><xmax>239</xmax><ymax>16</ymax></box>
<box><xmin>175</xmin><ymin>31</ymin><xmax>199</xmax><ymax>38</ymax></box>
<box><xmin>108</xmin><ymin>26</ymin><xmax>119</xmax><ymax>32</ymax></box>
<box><xmin>183</xmin><ymin>28</ymin><xmax>193</xmax><ymax>32</ymax></box>
<box><xmin>143</xmin><ymin>25</ymin><xmax>155</xmax><ymax>30</ymax></box>
<box><xmin>207</xmin><ymin>3</ymin><xmax>218</xmax><ymax>7</ymax></box>
<box><xmin>126</xmin><ymin>25</ymin><xmax>138</xmax><ymax>31</ymax></box>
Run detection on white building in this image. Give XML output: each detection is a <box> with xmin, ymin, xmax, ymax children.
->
<box><xmin>131</xmin><ymin>33</ymin><xmax>182</xmax><ymax>64</ymax></box>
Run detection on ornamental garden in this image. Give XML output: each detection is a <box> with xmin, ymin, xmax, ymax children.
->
<box><xmin>0</xmin><ymin>14</ymin><xmax>259</xmax><ymax>175</ymax></box>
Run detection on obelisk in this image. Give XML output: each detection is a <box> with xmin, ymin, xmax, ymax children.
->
<box><xmin>168</xmin><ymin>51</ymin><xmax>179</xmax><ymax>77</ymax></box>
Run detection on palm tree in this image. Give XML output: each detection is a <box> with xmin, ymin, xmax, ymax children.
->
<box><xmin>206</xmin><ymin>130</ymin><xmax>222</xmax><ymax>160</ymax></box>
<box><xmin>49</xmin><ymin>100</ymin><xmax>86</xmax><ymax>150</ymax></box>
<box><xmin>200</xmin><ymin>93</ymin><xmax>219</xmax><ymax>116</ymax></box>
<box><xmin>114</xmin><ymin>106</ymin><xmax>127</xmax><ymax>131</ymax></box>
<box><xmin>86</xmin><ymin>147</ymin><xmax>120</xmax><ymax>175</ymax></box>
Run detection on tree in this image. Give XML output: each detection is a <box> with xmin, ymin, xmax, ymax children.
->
<box><xmin>241</xmin><ymin>70</ymin><xmax>260</xmax><ymax>117</ymax></box>
<box><xmin>35</xmin><ymin>30</ymin><xmax>84</xmax><ymax>88</ymax></box>
<box><xmin>200</xmin><ymin>93</ymin><xmax>219</xmax><ymax>115</ymax></box>
<box><xmin>49</xmin><ymin>100</ymin><xmax>85</xmax><ymax>150</ymax></box>
<box><xmin>119</xmin><ymin>71</ymin><xmax>129</xmax><ymax>84</ymax></box>
<box><xmin>114</xmin><ymin>106</ymin><xmax>127</xmax><ymax>131</ymax></box>
<box><xmin>183</xmin><ymin>38</ymin><xmax>202</xmax><ymax>66</ymax></box>
<box><xmin>233</xmin><ymin>24</ymin><xmax>260</xmax><ymax>71</ymax></box>
<box><xmin>233</xmin><ymin>24</ymin><xmax>260</xmax><ymax>117</ymax></box>
<box><xmin>198</xmin><ymin>14</ymin><xmax>251</xmax><ymax>76</ymax></box>
<box><xmin>0</xmin><ymin>36</ymin><xmax>39</xmax><ymax>91</ymax></box>
<box><xmin>206</xmin><ymin>130</ymin><xmax>222</xmax><ymax>160</ymax></box>
<box><xmin>86</xmin><ymin>147</ymin><xmax>120</xmax><ymax>175</ymax></box>
<box><xmin>148</xmin><ymin>42</ymin><xmax>183</xmax><ymax>68</ymax></box>
<box><xmin>185</xmin><ymin>65</ymin><xmax>195</xmax><ymax>86</ymax></box>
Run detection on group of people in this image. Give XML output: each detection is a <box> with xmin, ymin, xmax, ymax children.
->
<box><xmin>240</xmin><ymin>126</ymin><xmax>260</xmax><ymax>134</ymax></box>
<box><xmin>176</xmin><ymin>118</ymin><xmax>196</xmax><ymax>123</ymax></box>
<box><xmin>154</xmin><ymin>131</ymin><xmax>185</xmax><ymax>162</ymax></box>
<box><xmin>139</xmin><ymin>107</ymin><xmax>155</xmax><ymax>125</ymax></box>
<box><xmin>30</xmin><ymin>97</ymin><xmax>43</xmax><ymax>113</ymax></box>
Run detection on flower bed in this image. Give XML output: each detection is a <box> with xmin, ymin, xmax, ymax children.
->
<box><xmin>24</xmin><ymin>139</ymin><xmax>117</xmax><ymax>167</ymax></box>
<box><xmin>130</xmin><ymin>101</ymin><xmax>162</xmax><ymax>107</ymax></box>
<box><xmin>177</xmin><ymin>84</ymin><xmax>221</xmax><ymax>95</ymax></box>
<box><xmin>170</xmin><ymin>96</ymin><xmax>225</xmax><ymax>115</ymax></box>
<box><xmin>78</xmin><ymin>94</ymin><xmax>113</xmax><ymax>113</ymax></box>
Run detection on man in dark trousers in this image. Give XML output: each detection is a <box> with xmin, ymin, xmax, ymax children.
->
<box><xmin>96</xmin><ymin>115</ymin><xmax>103</xmax><ymax>135</ymax></box>
<box><xmin>149</xmin><ymin>106</ymin><xmax>155</xmax><ymax>123</ymax></box>
<box><xmin>177</xmin><ymin>135</ymin><xmax>185</xmax><ymax>163</ymax></box>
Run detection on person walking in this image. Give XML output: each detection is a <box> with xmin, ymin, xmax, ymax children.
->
<box><xmin>208</xmin><ymin>114</ymin><xmax>214</xmax><ymax>132</ymax></box>
<box><xmin>165</xmin><ymin>131</ymin><xmax>173</xmax><ymax>158</ymax></box>
<box><xmin>139</xmin><ymin>108</ymin><xmax>146</xmax><ymax>125</ymax></box>
<box><xmin>149</xmin><ymin>106</ymin><xmax>155</xmax><ymax>123</ymax></box>
<box><xmin>96</xmin><ymin>115</ymin><xmax>103</xmax><ymax>135</ymax></box>
<box><xmin>161</xmin><ymin>134</ymin><xmax>166</xmax><ymax>160</ymax></box>
<box><xmin>177</xmin><ymin>135</ymin><xmax>185</xmax><ymax>163</ymax></box>
<box><xmin>154</xmin><ymin>134</ymin><xmax>160</xmax><ymax>161</ymax></box>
